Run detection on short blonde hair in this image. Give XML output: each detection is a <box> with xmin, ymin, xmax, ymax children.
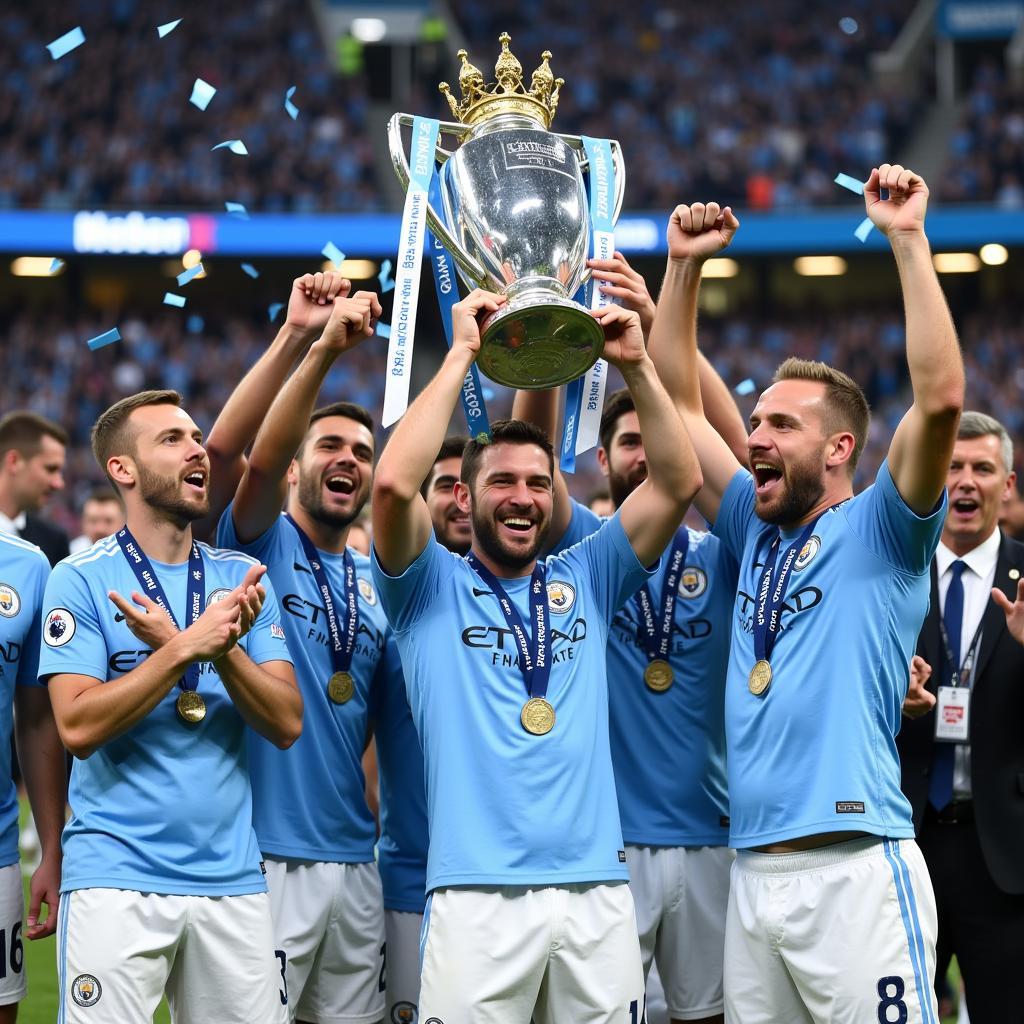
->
<box><xmin>90</xmin><ymin>390</ymin><xmax>182</xmax><ymax>487</ymax></box>
<box><xmin>773</xmin><ymin>358</ymin><xmax>870</xmax><ymax>474</ymax></box>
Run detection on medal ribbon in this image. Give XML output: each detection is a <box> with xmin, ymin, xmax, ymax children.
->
<box><xmin>427</xmin><ymin>167</ymin><xmax>492</xmax><ymax>442</ymax></box>
<box><xmin>466</xmin><ymin>555</ymin><xmax>551</xmax><ymax>701</ymax></box>
<box><xmin>285</xmin><ymin>515</ymin><xmax>359</xmax><ymax>676</ymax></box>
<box><xmin>115</xmin><ymin>526</ymin><xmax>204</xmax><ymax>693</ymax></box>
<box><xmin>634</xmin><ymin>528</ymin><xmax>689</xmax><ymax>664</ymax></box>
<box><xmin>382</xmin><ymin>116</ymin><xmax>439</xmax><ymax>428</ymax></box>
<box><xmin>752</xmin><ymin>514</ymin><xmax>826</xmax><ymax>664</ymax></box>
<box><xmin>560</xmin><ymin>135</ymin><xmax>616</xmax><ymax>473</ymax></box>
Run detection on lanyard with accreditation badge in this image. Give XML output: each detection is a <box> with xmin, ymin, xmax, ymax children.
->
<box><xmin>115</xmin><ymin>526</ymin><xmax>207</xmax><ymax>725</ymax></box>
<box><xmin>634</xmin><ymin>528</ymin><xmax>688</xmax><ymax>693</ymax></box>
<box><xmin>749</xmin><ymin>507</ymin><xmax>840</xmax><ymax>697</ymax></box>
<box><xmin>285</xmin><ymin>514</ymin><xmax>360</xmax><ymax>706</ymax></box>
<box><xmin>466</xmin><ymin>554</ymin><xmax>554</xmax><ymax>736</ymax></box>
<box><xmin>933</xmin><ymin>600</ymin><xmax>982</xmax><ymax>744</ymax></box>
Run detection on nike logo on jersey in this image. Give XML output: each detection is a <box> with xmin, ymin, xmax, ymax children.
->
<box><xmin>293</xmin><ymin>562</ymin><xmax>313</xmax><ymax>575</ymax></box>
<box><xmin>114</xmin><ymin>612</ymin><xmax>125</xmax><ymax>622</ymax></box>
<box><xmin>472</xmin><ymin>587</ymin><xmax>492</xmax><ymax>597</ymax></box>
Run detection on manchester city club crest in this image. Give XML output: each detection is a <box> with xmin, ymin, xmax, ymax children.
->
<box><xmin>391</xmin><ymin>1001</ymin><xmax>418</xmax><ymax>1024</ymax></box>
<box><xmin>358</xmin><ymin>577</ymin><xmax>377</xmax><ymax>606</ymax></box>
<box><xmin>546</xmin><ymin>580</ymin><xmax>575</xmax><ymax>614</ymax></box>
<box><xmin>44</xmin><ymin>608</ymin><xmax>76</xmax><ymax>647</ymax></box>
<box><xmin>678</xmin><ymin>566</ymin><xmax>707</xmax><ymax>599</ymax></box>
<box><xmin>207</xmin><ymin>588</ymin><xmax>232</xmax><ymax>606</ymax></box>
<box><xmin>795</xmin><ymin>535</ymin><xmax>821</xmax><ymax>571</ymax></box>
<box><xmin>72</xmin><ymin>973</ymin><xmax>102</xmax><ymax>1007</ymax></box>
<box><xmin>0</xmin><ymin>584</ymin><xmax>20</xmax><ymax>617</ymax></box>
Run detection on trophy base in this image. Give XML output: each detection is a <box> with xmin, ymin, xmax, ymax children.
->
<box><xmin>478</xmin><ymin>291</ymin><xmax>604</xmax><ymax>390</ymax></box>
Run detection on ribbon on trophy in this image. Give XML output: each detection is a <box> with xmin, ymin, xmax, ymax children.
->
<box><xmin>427</xmin><ymin>168</ymin><xmax>492</xmax><ymax>442</ymax></box>
<box><xmin>560</xmin><ymin>135</ymin><xmax>616</xmax><ymax>473</ymax></box>
<box><xmin>383</xmin><ymin>116</ymin><xmax>440</xmax><ymax>428</ymax></box>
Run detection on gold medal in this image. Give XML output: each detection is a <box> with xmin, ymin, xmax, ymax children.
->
<box><xmin>328</xmin><ymin>671</ymin><xmax>355</xmax><ymax>704</ymax></box>
<box><xmin>520</xmin><ymin>697</ymin><xmax>555</xmax><ymax>736</ymax></box>
<box><xmin>176</xmin><ymin>690</ymin><xmax>207</xmax><ymax>725</ymax></box>
<box><xmin>748</xmin><ymin>659</ymin><xmax>773</xmax><ymax>696</ymax></box>
<box><xmin>644</xmin><ymin>659</ymin><xmax>674</xmax><ymax>693</ymax></box>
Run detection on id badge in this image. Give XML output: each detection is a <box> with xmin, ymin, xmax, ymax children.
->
<box><xmin>934</xmin><ymin>686</ymin><xmax>970</xmax><ymax>743</ymax></box>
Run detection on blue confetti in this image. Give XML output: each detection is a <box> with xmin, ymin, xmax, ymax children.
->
<box><xmin>47</xmin><ymin>26</ymin><xmax>85</xmax><ymax>60</ymax></box>
<box><xmin>268</xmin><ymin>302</ymin><xmax>285</xmax><ymax>322</ymax></box>
<box><xmin>377</xmin><ymin>322</ymin><xmax>392</xmax><ymax>338</ymax></box>
<box><xmin>176</xmin><ymin>263</ymin><xmax>204</xmax><ymax>287</ymax></box>
<box><xmin>224</xmin><ymin>201</ymin><xmax>248</xmax><ymax>219</ymax></box>
<box><xmin>839</xmin><ymin>16</ymin><xmax>859</xmax><ymax>34</ymax></box>
<box><xmin>735</xmin><ymin>378</ymin><xmax>756</xmax><ymax>396</ymax></box>
<box><xmin>163</xmin><ymin>292</ymin><xmax>186</xmax><ymax>308</ymax></box>
<box><xmin>854</xmin><ymin>217</ymin><xmax>875</xmax><ymax>243</ymax></box>
<box><xmin>86</xmin><ymin>328</ymin><xmax>120</xmax><ymax>351</ymax></box>
<box><xmin>189</xmin><ymin>78</ymin><xmax>217</xmax><ymax>111</ymax></box>
<box><xmin>240</xmin><ymin>263</ymin><xmax>260</xmax><ymax>279</ymax></box>
<box><xmin>186</xmin><ymin>315</ymin><xmax>205</xmax><ymax>334</ymax></box>
<box><xmin>483</xmin><ymin>388</ymin><xmax>496</xmax><ymax>401</ymax></box>
<box><xmin>212</xmin><ymin>139</ymin><xmax>248</xmax><ymax>155</ymax></box>
<box><xmin>49</xmin><ymin>258</ymin><xmax>65</xmax><ymax>274</ymax></box>
<box><xmin>322</xmin><ymin>241</ymin><xmax>345</xmax><ymax>267</ymax></box>
<box><xmin>834</xmin><ymin>172</ymin><xmax>865</xmax><ymax>196</ymax></box>
<box><xmin>284</xmin><ymin>85</ymin><xmax>300</xmax><ymax>120</ymax></box>
<box><xmin>157</xmin><ymin>19</ymin><xmax>182</xmax><ymax>38</ymax></box>
<box><xmin>377</xmin><ymin>259</ymin><xmax>395</xmax><ymax>293</ymax></box>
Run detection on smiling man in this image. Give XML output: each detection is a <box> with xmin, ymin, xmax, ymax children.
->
<box><xmin>654</xmin><ymin>165</ymin><xmax>964</xmax><ymax>1023</ymax></box>
<box><xmin>40</xmin><ymin>390</ymin><xmax>301</xmax><ymax>1024</ymax></box>
<box><xmin>371</xmin><ymin>289</ymin><xmax>702</xmax><ymax>1024</ymax></box>
<box><xmin>217</xmin><ymin>292</ymin><xmax>396</xmax><ymax>1024</ymax></box>
<box><xmin>897</xmin><ymin>411</ymin><xmax>1024</xmax><ymax>1021</ymax></box>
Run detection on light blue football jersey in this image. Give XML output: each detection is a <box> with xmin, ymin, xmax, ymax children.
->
<box><xmin>370</xmin><ymin>632</ymin><xmax>429</xmax><ymax>912</ymax></box>
<box><xmin>371</xmin><ymin>512</ymin><xmax>655</xmax><ymax>891</ymax></box>
<box><xmin>38</xmin><ymin>537</ymin><xmax>291</xmax><ymax>895</ymax></box>
<box><xmin>218</xmin><ymin>508</ymin><xmax>387</xmax><ymax>863</ymax></box>
<box><xmin>556</xmin><ymin>501</ymin><xmax>735</xmax><ymax>846</ymax></box>
<box><xmin>712</xmin><ymin>460</ymin><xmax>945</xmax><ymax>847</ymax></box>
<box><xmin>0</xmin><ymin>533</ymin><xmax>49</xmax><ymax>867</ymax></box>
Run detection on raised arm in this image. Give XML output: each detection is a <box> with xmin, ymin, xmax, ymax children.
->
<box><xmin>197</xmin><ymin>272</ymin><xmax>350</xmax><ymax>537</ymax></box>
<box><xmin>647</xmin><ymin>203</ymin><xmax>744</xmax><ymax>523</ymax></box>
<box><xmin>867</xmin><ymin>164</ymin><xmax>964</xmax><ymax>514</ymax></box>
<box><xmin>598</xmin><ymin>305</ymin><xmax>702</xmax><ymax>565</ymax></box>
<box><xmin>373</xmin><ymin>290</ymin><xmax>506</xmax><ymax>575</ymax></box>
<box><xmin>230</xmin><ymin>291</ymin><xmax>381</xmax><ymax>543</ymax></box>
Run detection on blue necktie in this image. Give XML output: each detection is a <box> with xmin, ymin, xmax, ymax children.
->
<box><xmin>928</xmin><ymin>560</ymin><xmax>966</xmax><ymax>811</ymax></box>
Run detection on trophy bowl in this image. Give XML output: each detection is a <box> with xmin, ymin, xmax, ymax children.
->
<box><xmin>388</xmin><ymin>35</ymin><xmax>625</xmax><ymax>390</ymax></box>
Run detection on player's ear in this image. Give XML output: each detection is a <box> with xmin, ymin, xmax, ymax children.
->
<box><xmin>825</xmin><ymin>431</ymin><xmax>856</xmax><ymax>471</ymax></box>
<box><xmin>453</xmin><ymin>480</ymin><xmax>472</xmax><ymax>514</ymax></box>
<box><xmin>107</xmin><ymin>455</ymin><xmax>135</xmax><ymax>489</ymax></box>
<box><xmin>596</xmin><ymin>445</ymin><xmax>610</xmax><ymax>478</ymax></box>
<box><xmin>286</xmin><ymin>457</ymin><xmax>300</xmax><ymax>488</ymax></box>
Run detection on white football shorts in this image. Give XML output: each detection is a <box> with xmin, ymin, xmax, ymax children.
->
<box><xmin>627</xmin><ymin>844</ymin><xmax>733</xmax><ymax>1021</ymax></box>
<box><xmin>57</xmin><ymin>887</ymin><xmax>285</xmax><ymax>1024</ymax></box>
<box><xmin>264</xmin><ymin>857</ymin><xmax>385</xmax><ymax>1024</ymax></box>
<box><xmin>725</xmin><ymin>836</ymin><xmax>939</xmax><ymax>1024</ymax></box>
<box><xmin>419</xmin><ymin>882</ymin><xmax>644</xmax><ymax>1024</ymax></box>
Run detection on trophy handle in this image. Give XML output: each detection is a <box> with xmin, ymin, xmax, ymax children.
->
<box><xmin>387</xmin><ymin>113</ymin><xmax>488</xmax><ymax>286</ymax></box>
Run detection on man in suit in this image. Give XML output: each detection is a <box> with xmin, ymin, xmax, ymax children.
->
<box><xmin>0</xmin><ymin>411</ymin><xmax>70</xmax><ymax>566</ymax></box>
<box><xmin>898</xmin><ymin>409</ymin><xmax>1024</xmax><ymax>1022</ymax></box>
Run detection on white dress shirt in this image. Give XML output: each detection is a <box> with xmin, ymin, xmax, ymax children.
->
<box><xmin>0</xmin><ymin>509</ymin><xmax>26</xmax><ymax>536</ymax></box>
<box><xmin>935</xmin><ymin>528</ymin><xmax>1001</xmax><ymax>798</ymax></box>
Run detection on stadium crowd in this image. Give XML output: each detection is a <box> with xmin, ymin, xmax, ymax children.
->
<box><xmin>0</xmin><ymin>1</ymin><xmax>379</xmax><ymax>213</ymax></box>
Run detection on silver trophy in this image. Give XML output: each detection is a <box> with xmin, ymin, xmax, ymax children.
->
<box><xmin>388</xmin><ymin>34</ymin><xmax>625</xmax><ymax>389</ymax></box>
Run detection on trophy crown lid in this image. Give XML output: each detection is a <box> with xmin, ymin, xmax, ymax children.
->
<box><xmin>440</xmin><ymin>33</ymin><xmax>563</xmax><ymax>130</ymax></box>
